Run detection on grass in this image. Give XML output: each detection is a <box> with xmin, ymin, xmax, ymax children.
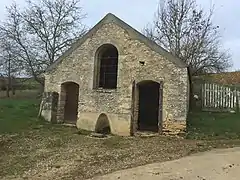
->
<box><xmin>0</xmin><ymin>98</ymin><xmax>40</xmax><ymax>134</ymax></box>
<box><xmin>0</xmin><ymin>92</ymin><xmax>240</xmax><ymax>179</ymax></box>
<box><xmin>0</xmin><ymin>89</ymin><xmax>40</xmax><ymax>99</ymax></box>
<box><xmin>16</xmin><ymin>77</ymin><xmax>40</xmax><ymax>88</ymax></box>
<box><xmin>187</xmin><ymin>111</ymin><xmax>240</xmax><ymax>140</ymax></box>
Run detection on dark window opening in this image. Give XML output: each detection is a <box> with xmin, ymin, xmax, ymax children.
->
<box><xmin>137</xmin><ymin>81</ymin><xmax>160</xmax><ymax>132</ymax></box>
<box><xmin>98</xmin><ymin>45</ymin><xmax>118</xmax><ymax>89</ymax></box>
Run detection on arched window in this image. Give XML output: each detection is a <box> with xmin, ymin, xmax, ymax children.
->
<box><xmin>95</xmin><ymin>44</ymin><xmax>118</xmax><ymax>89</ymax></box>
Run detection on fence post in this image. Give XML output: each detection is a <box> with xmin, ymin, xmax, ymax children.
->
<box><xmin>236</xmin><ymin>88</ymin><xmax>240</xmax><ymax>113</ymax></box>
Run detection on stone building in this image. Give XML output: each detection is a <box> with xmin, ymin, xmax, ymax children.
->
<box><xmin>40</xmin><ymin>13</ymin><xmax>189</xmax><ymax>136</ymax></box>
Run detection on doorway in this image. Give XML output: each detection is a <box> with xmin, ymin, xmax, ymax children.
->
<box><xmin>137</xmin><ymin>80</ymin><xmax>161</xmax><ymax>132</ymax></box>
<box><xmin>61</xmin><ymin>82</ymin><xmax>79</xmax><ymax>123</ymax></box>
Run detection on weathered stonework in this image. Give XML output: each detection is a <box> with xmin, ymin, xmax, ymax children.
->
<box><xmin>42</xmin><ymin>13</ymin><xmax>189</xmax><ymax>136</ymax></box>
<box><xmin>162</xmin><ymin>119</ymin><xmax>186</xmax><ymax>135</ymax></box>
<box><xmin>40</xmin><ymin>92</ymin><xmax>59</xmax><ymax>122</ymax></box>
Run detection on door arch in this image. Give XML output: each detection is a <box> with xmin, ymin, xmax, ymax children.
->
<box><xmin>60</xmin><ymin>81</ymin><xmax>79</xmax><ymax>123</ymax></box>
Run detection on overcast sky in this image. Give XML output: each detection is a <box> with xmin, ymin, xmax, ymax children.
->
<box><xmin>0</xmin><ymin>0</ymin><xmax>239</xmax><ymax>71</ymax></box>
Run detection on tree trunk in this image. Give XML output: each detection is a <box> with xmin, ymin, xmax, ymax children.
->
<box><xmin>6</xmin><ymin>79</ymin><xmax>10</xmax><ymax>98</ymax></box>
<box><xmin>11</xmin><ymin>77</ymin><xmax>15</xmax><ymax>96</ymax></box>
<box><xmin>6</xmin><ymin>54</ymin><xmax>11</xmax><ymax>98</ymax></box>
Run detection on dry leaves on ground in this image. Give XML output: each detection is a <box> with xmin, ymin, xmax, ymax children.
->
<box><xmin>0</xmin><ymin>126</ymin><xmax>240</xmax><ymax>180</ymax></box>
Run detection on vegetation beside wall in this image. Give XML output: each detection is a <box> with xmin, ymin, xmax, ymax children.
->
<box><xmin>187</xmin><ymin>111</ymin><xmax>240</xmax><ymax>140</ymax></box>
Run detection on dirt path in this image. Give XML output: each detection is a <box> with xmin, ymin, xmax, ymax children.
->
<box><xmin>88</xmin><ymin>147</ymin><xmax>240</xmax><ymax>180</ymax></box>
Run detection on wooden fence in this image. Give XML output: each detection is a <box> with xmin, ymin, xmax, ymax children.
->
<box><xmin>201</xmin><ymin>83</ymin><xmax>240</xmax><ymax>112</ymax></box>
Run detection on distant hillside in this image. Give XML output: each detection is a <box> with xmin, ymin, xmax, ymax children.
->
<box><xmin>0</xmin><ymin>77</ymin><xmax>40</xmax><ymax>90</ymax></box>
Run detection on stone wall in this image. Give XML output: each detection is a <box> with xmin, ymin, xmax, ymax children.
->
<box><xmin>44</xmin><ymin>21</ymin><xmax>188</xmax><ymax>136</ymax></box>
<box><xmin>40</xmin><ymin>92</ymin><xmax>59</xmax><ymax>123</ymax></box>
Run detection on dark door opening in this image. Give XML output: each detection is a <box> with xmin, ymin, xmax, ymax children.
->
<box><xmin>62</xmin><ymin>82</ymin><xmax>79</xmax><ymax>123</ymax></box>
<box><xmin>137</xmin><ymin>81</ymin><xmax>160</xmax><ymax>132</ymax></box>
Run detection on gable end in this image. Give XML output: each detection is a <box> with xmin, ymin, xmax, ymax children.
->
<box><xmin>45</xmin><ymin>13</ymin><xmax>187</xmax><ymax>73</ymax></box>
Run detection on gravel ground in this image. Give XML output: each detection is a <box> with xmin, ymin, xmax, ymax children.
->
<box><xmin>88</xmin><ymin>147</ymin><xmax>240</xmax><ymax>180</ymax></box>
<box><xmin>1</xmin><ymin>125</ymin><xmax>240</xmax><ymax>180</ymax></box>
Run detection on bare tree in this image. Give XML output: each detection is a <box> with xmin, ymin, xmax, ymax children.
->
<box><xmin>0</xmin><ymin>37</ymin><xmax>20</xmax><ymax>97</ymax></box>
<box><xmin>143</xmin><ymin>0</ymin><xmax>231</xmax><ymax>75</ymax></box>
<box><xmin>0</xmin><ymin>0</ymin><xmax>87</xmax><ymax>86</ymax></box>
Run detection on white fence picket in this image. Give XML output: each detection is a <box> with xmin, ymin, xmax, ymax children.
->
<box><xmin>201</xmin><ymin>83</ymin><xmax>240</xmax><ymax>112</ymax></box>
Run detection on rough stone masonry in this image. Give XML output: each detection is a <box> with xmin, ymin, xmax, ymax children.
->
<box><xmin>40</xmin><ymin>13</ymin><xmax>189</xmax><ymax>136</ymax></box>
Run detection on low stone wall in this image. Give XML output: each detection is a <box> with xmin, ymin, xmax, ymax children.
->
<box><xmin>77</xmin><ymin>112</ymin><xmax>131</xmax><ymax>136</ymax></box>
<box><xmin>162</xmin><ymin>119</ymin><xmax>186</xmax><ymax>136</ymax></box>
<box><xmin>40</xmin><ymin>92</ymin><xmax>59</xmax><ymax>122</ymax></box>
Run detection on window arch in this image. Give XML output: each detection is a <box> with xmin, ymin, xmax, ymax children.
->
<box><xmin>94</xmin><ymin>44</ymin><xmax>118</xmax><ymax>89</ymax></box>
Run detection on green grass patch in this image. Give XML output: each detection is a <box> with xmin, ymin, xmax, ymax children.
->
<box><xmin>0</xmin><ymin>89</ymin><xmax>40</xmax><ymax>99</ymax></box>
<box><xmin>187</xmin><ymin>111</ymin><xmax>240</xmax><ymax>140</ymax></box>
<box><xmin>1</xmin><ymin>97</ymin><xmax>240</xmax><ymax>179</ymax></box>
<box><xmin>15</xmin><ymin>78</ymin><xmax>41</xmax><ymax>90</ymax></box>
<box><xmin>0</xmin><ymin>99</ymin><xmax>41</xmax><ymax>134</ymax></box>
